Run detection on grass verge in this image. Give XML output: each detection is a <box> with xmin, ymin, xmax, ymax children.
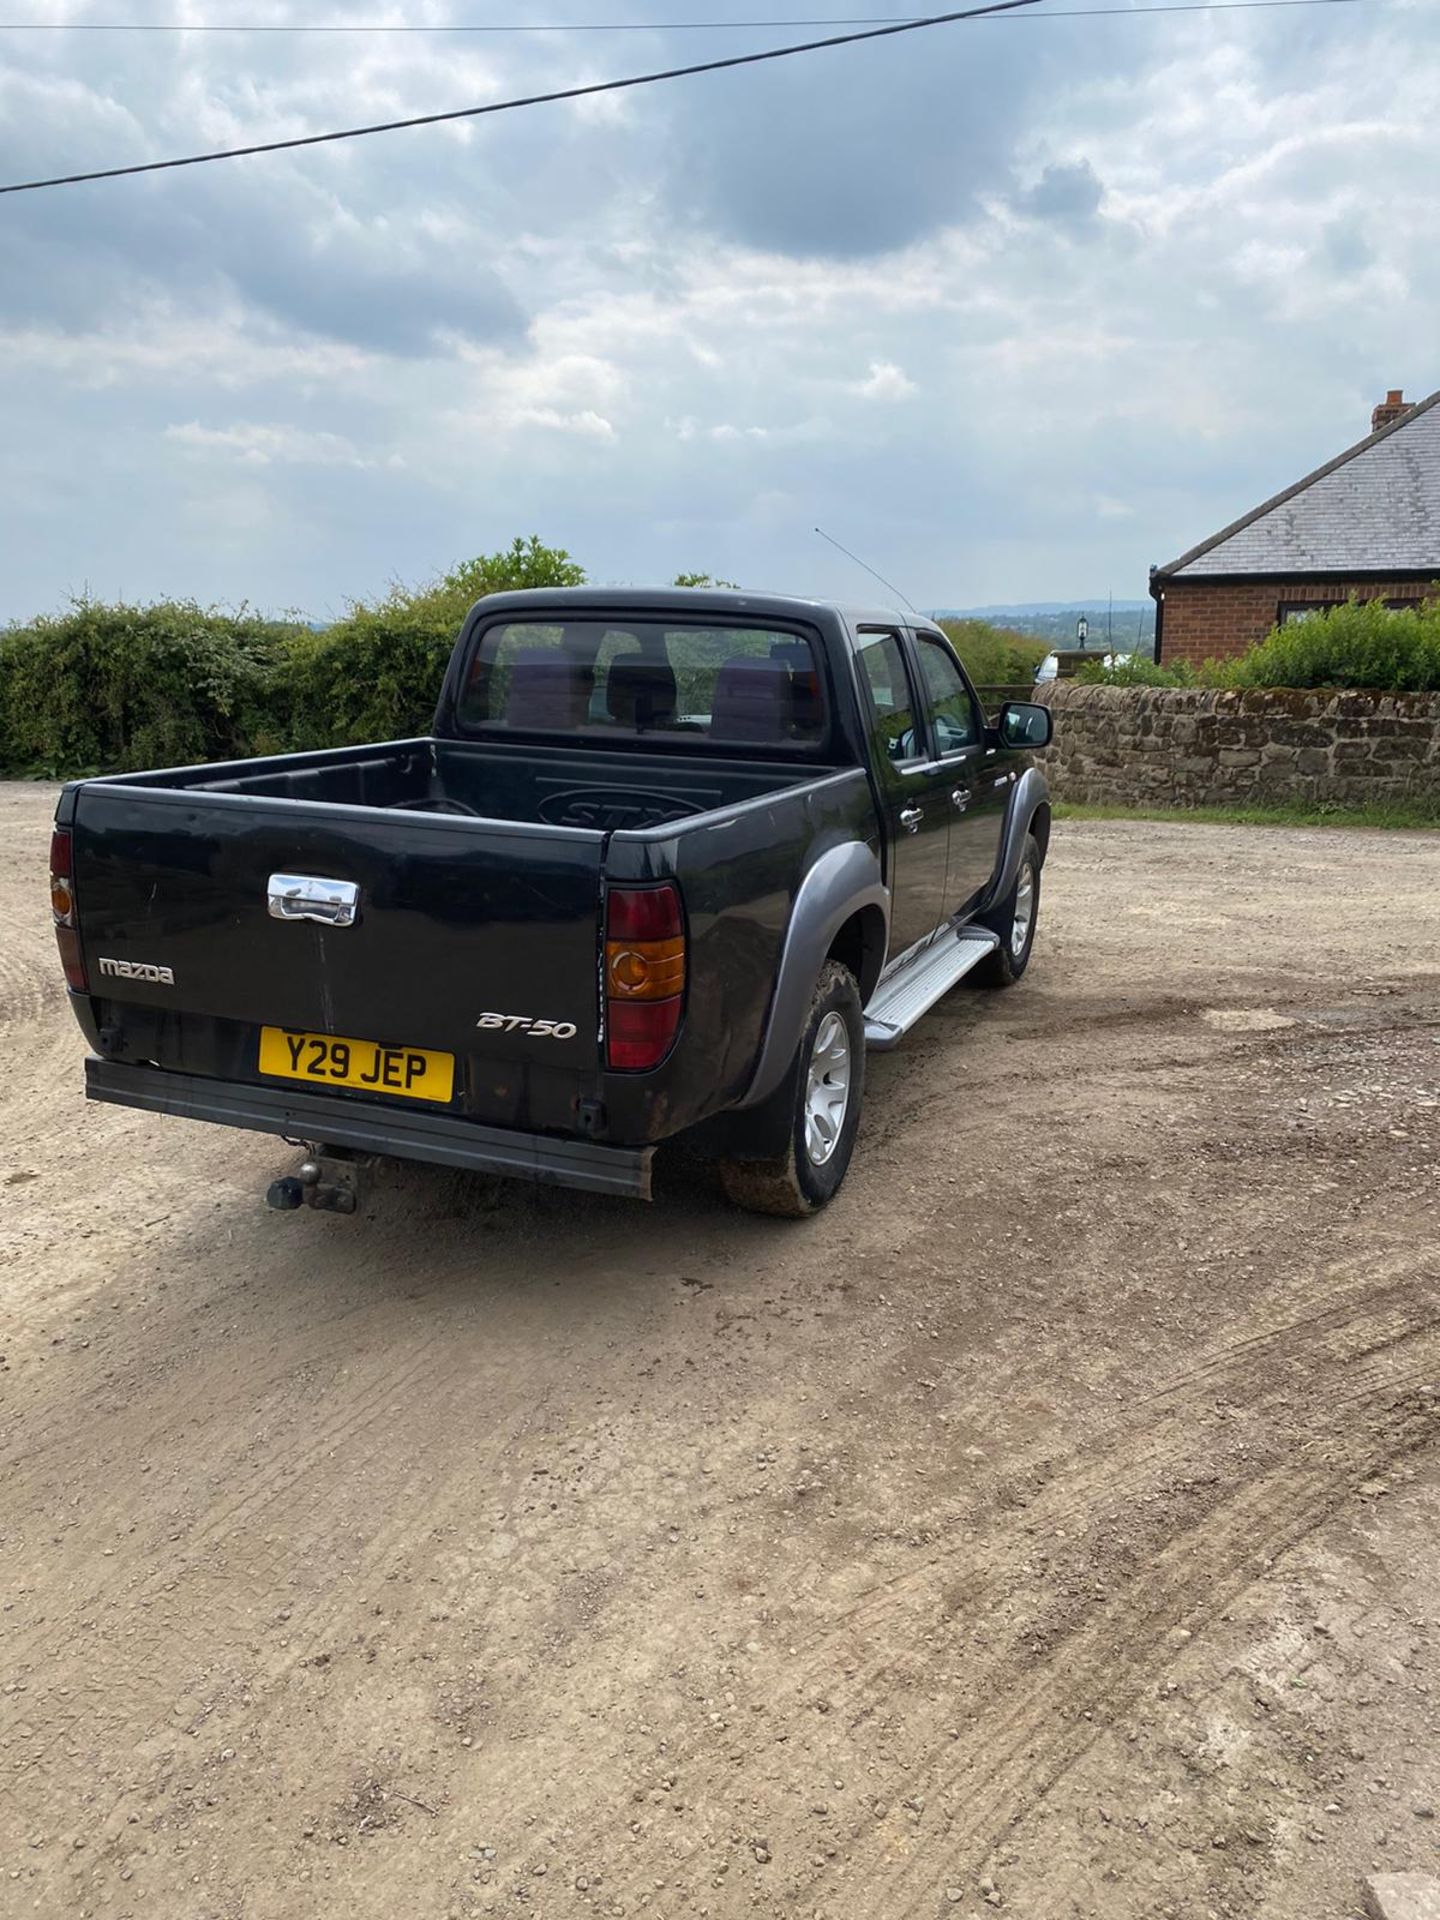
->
<box><xmin>1053</xmin><ymin>799</ymin><xmax>1440</xmax><ymax>831</ymax></box>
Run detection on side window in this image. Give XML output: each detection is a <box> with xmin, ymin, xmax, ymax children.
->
<box><xmin>1277</xmin><ymin>601</ymin><xmax>1342</xmax><ymax>625</ymax></box>
<box><xmin>856</xmin><ymin>631</ymin><xmax>919</xmax><ymax>766</ymax></box>
<box><xmin>914</xmin><ymin>634</ymin><xmax>982</xmax><ymax>755</ymax></box>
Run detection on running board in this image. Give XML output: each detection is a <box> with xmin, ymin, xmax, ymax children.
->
<box><xmin>863</xmin><ymin>927</ymin><xmax>1000</xmax><ymax>1050</ymax></box>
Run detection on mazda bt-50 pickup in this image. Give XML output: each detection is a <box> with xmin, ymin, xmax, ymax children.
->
<box><xmin>49</xmin><ymin>588</ymin><xmax>1053</xmax><ymax>1215</ymax></box>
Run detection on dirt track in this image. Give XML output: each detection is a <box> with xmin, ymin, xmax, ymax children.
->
<box><xmin>2</xmin><ymin>779</ymin><xmax>1439</xmax><ymax>1920</ymax></box>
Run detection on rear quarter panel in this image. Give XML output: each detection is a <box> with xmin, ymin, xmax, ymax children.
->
<box><xmin>599</xmin><ymin>766</ymin><xmax>878</xmax><ymax>1142</ymax></box>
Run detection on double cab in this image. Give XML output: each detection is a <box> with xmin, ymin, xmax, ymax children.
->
<box><xmin>50</xmin><ymin>588</ymin><xmax>1053</xmax><ymax>1215</ymax></box>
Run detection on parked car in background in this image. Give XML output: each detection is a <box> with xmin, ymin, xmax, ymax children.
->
<box><xmin>1035</xmin><ymin>647</ymin><xmax>1137</xmax><ymax>683</ymax></box>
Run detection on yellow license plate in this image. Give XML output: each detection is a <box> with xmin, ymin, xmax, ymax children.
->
<box><xmin>258</xmin><ymin>1027</ymin><xmax>455</xmax><ymax>1103</ymax></box>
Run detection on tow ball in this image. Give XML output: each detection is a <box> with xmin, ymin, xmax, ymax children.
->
<box><xmin>266</xmin><ymin>1150</ymin><xmax>362</xmax><ymax>1216</ymax></box>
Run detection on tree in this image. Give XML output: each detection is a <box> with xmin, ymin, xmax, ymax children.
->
<box><xmin>284</xmin><ymin>537</ymin><xmax>588</xmax><ymax>749</ymax></box>
<box><xmin>444</xmin><ymin>536</ymin><xmax>587</xmax><ymax>607</ymax></box>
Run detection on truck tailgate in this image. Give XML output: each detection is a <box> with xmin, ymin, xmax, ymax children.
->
<box><xmin>71</xmin><ymin>788</ymin><xmax>605</xmax><ymax>1092</ymax></box>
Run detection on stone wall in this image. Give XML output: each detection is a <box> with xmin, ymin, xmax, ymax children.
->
<box><xmin>1036</xmin><ymin>682</ymin><xmax>1440</xmax><ymax>808</ymax></box>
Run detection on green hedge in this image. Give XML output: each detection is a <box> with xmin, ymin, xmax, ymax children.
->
<box><xmin>937</xmin><ymin>618</ymin><xmax>1049</xmax><ymax>688</ymax></box>
<box><xmin>0</xmin><ymin>537</ymin><xmax>585</xmax><ymax>776</ymax></box>
<box><xmin>1074</xmin><ymin>655</ymin><xmax>1198</xmax><ymax>687</ymax></box>
<box><xmin>0</xmin><ymin>600</ymin><xmax>303</xmax><ymax>777</ymax></box>
<box><xmin>1221</xmin><ymin>593</ymin><xmax>1440</xmax><ymax>691</ymax></box>
<box><xmin>283</xmin><ymin>538</ymin><xmax>586</xmax><ymax>750</ymax></box>
<box><xmin>9</xmin><ymin>568</ymin><xmax>1438</xmax><ymax>781</ymax></box>
<box><xmin>1076</xmin><ymin>593</ymin><xmax>1440</xmax><ymax>692</ymax></box>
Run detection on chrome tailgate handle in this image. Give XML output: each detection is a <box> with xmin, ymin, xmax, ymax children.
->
<box><xmin>267</xmin><ymin>873</ymin><xmax>360</xmax><ymax>927</ymax></box>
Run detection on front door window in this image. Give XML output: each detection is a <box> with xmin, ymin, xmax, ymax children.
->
<box><xmin>914</xmin><ymin>634</ymin><xmax>982</xmax><ymax>755</ymax></box>
<box><xmin>913</xmin><ymin>632</ymin><xmax>1007</xmax><ymax>911</ymax></box>
<box><xmin>856</xmin><ymin>629</ymin><xmax>948</xmax><ymax>958</ymax></box>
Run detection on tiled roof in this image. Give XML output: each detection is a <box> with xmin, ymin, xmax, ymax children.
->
<box><xmin>1158</xmin><ymin>388</ymin><xmax>1440</xmax><ymax>580</ymax></box>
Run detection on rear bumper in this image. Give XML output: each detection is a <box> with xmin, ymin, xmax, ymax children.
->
<box><xmin>83</xmin><ymin>1057</ymin><xmax>654</xmax><ymax>1201</ymax></box>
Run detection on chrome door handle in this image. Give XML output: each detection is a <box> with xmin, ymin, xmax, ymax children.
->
<box><xmin>267</xmin><ymin>873</ymin><xmax>360</xmax><ymax>927</ymax></box>
<box><xmin>898</xmin><ymin>806</ymin><xmax>924</xmax><ymax>833</ymax></box>
<box><xmin>951</xmin><ymin>787</ymin><xmax>972</xmax><ymax>811</ymax></box>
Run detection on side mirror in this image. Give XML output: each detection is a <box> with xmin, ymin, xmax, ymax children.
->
<box><xmin>997</xmin><ymin>700</ymin><xmax>1053</xmax><ymax>748</ymax></box>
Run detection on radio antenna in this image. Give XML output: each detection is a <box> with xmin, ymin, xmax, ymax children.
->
<box><xmin>814</xmin><ymin>526</ymin><xmax>919</xmax><ymax>615</ymax></box>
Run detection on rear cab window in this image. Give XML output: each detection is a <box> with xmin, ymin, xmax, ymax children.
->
<box><xmin>854</xmin><ymin>629</ymin><xmax>923</xmax><ymax>770</ymax></box>
<box><xmin>455</xmin><ymin>619</ymin><xmax>830</xmax><ymax>754</ymax></box>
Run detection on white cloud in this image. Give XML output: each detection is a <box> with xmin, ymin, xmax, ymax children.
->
<box><xmin>164</xmin><ymin>422</ymin><xmax>396</xmax><ymax>469</ymax></box>
<box><xmin>0</xmin><ymin>309</ymin><xmax>374</xmax><ymax>391</ymax></box>
<box><xmin>707</xmin><ymin>419</ymin><xmax>828</xmax><ymax>447</ymax></box>
<box><xmin>444</xmin><ymin>344</ymin><xmax>625</xmax><ymax>446</ymax></box>
<box><xmin>512</xmin><ymin>408</ymin><xmax>616</xmax><ymax>439</ymax></box>
<box><xmin>849</xmin><ymin>360</ymin><xmax>918</xmax><ymax>402</ymax></box>
<box><xmin>0</xmin><ymin>0</ymin><xmax>1436</xmax><ymax>619</ymax></box>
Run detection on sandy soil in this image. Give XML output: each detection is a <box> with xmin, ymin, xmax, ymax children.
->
<box><xmin>2</xmin><ymin>779</ymin><xmax>1438</xmax><ymax>1920</ymax></box>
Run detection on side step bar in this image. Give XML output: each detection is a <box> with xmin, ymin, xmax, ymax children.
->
<box><xmin>863</xmin><ymin>926</ymin><xmax>1000</xmax><ymax>1050</ymax></box>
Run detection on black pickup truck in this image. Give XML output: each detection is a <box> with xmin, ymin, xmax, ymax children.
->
<box><xmin>49</xmin><ymin>588</ymin><xmax>1053</xmax><ymax>1215</ymax></box>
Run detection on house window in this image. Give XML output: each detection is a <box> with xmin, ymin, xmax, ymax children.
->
<box><xmin>1277</xmin><ymin>602</ymin><xmax>1342</xmax><ymax>625</ymax></box>
<box><xmin>1279</xmin><ymin>597</ymin><xmax>1424</xmax><ymax>625</ymax></box>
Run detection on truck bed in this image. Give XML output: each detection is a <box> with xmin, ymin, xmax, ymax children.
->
<box><xmin>112</xmin><ymin>736</ymin><xmax>827</xmax><ymax>832</ymax></box>
<box><xmin>63</xmin><ymin>736</ymin><xmax>873</xmax><ymax>1151</ymax></box>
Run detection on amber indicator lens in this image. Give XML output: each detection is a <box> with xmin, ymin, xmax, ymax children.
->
<box><xmin>604</xmin><ymin>884</ymin><xmax>686</xmax><ymax>1071</ymax></box>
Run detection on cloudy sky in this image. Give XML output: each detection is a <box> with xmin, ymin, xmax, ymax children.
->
<box><xmin>0</xmin><ymin>0</ymin><xmax>1434</xmax><ymax>623</ymax></box>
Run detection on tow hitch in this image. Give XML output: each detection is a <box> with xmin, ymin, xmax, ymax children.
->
<box><xmin>266</xmin><ymin>1149</ymin><xmax>364</xmax><ymax>1216</ymax></box>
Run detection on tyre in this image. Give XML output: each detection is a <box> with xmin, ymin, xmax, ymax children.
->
<box><xmin>719</xmin><ymin>960</ymin><xmax>865</xmax><ymax>1218</ymax></box>
<box><xmin>971</xmin><ymin>832</ymin><xmax>1041</xmax><ymax>989</ymax></box>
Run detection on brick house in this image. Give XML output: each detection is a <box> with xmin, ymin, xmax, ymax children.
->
<box><xmin>1151</xmin><ymin>387</ymin><xmax>1440</xmax><ymax>667</ymax></box>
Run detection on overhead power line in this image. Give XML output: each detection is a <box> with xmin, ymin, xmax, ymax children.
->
<box><xmin>0</xmin><ymin>0</ymin><xmax>1365</xmax><ymax>195</ymax></box>
<box><xmin>0</xmin><ymin>0</ymin><xmax>1366</xmax><ymax>26</ymax></box>
<box><xmin>0</xmin><ymin>0</ymin><xmax>1044</xmax><ymax>193</ymax></box>
<box><xmin>0</xmin><ymin>12</ymin><xmax>920</xmax><ymax>27</ymax></box>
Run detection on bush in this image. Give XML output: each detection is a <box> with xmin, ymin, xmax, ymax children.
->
<box><xmin>936</xmin><ymin>618</ymin><xmax>1049</xmax><ymax>688</ymax></box>
<box><xmin>282</xmin><ymin>536</ymin><xmax>587</xmax><ymax>750</ymax></box>
<box><xmin>0</xmin><ymin>599</ymin><xmax>303</xmax><ymax>777</ymax></box>
<box><xmin>1214</xmin><ymin>594</ymin><xmax>1440</xmax><ymax>691</ymax></box>
<box><xmin>1065</xmin><ymin>598</ymin><xmax>1440</xmax><ymax>692</ymax></box>
<box><xmin>1074</xmin><ymin>656</ymin><xmax>1197</xmax><ymax>687</ymax></box>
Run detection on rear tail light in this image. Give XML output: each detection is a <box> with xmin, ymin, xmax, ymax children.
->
<box><xmin>605</xmin><ymin>883</ymin><xmax>685</xmax><ymax>1072</ymax></box>
<box><xmin>49</xmin><ymin>827</ymin><xmax>87</xmax><ymax>992</ymax></box>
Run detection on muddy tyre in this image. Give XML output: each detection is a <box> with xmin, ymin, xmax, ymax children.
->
<box><xmin>972</xmin><ymin>832</ymin><xmax>1041</xmax><ymax>989</ymax></box>
<box><xmin>719</xmin><ymin>961</ymin><xmax>865</xmax><ymax>1218</ymax></box>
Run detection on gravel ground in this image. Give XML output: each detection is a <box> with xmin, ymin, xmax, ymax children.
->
<box><xmin>1</xmin><ymin>779</ymin><xmax>1438</xmax><ymax>1920</ymax></box>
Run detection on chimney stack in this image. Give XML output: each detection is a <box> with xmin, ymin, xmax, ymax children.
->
<box><xmin>1372</xmin><ymin>388</ymin><xmax>1409</xmax><ymax>433</ymax></box>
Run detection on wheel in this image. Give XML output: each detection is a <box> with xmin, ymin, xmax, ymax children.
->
<box><xmin>971</xmin><ymin>833</ymin><xmax>1041</xmax><ymax>989</ymax></box>
<box><xmin>719</xmin><ymin>960</ymin><xmax>865</xmax><ymax>1217</ymax></box>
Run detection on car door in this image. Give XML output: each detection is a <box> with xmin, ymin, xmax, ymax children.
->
<box><xmin>854</xmin><ymin>627</ymin><xmax>954</xmax><ymax>963</ymax></box>
<box><xmin>909</xmin><ymin>630</ymin><xmax>1009</xmax><ymax>914</ymax></box>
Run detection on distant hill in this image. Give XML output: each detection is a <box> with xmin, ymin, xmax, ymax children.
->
<box><xmin>933</xmin><ymin>599</ymin><xmax>1156</xmax><ymax>652</ymax></box>
<box><xmin>935</xmin><ymin>600</ymin><xmax>1150</xmax><ymax>618</ymax></box>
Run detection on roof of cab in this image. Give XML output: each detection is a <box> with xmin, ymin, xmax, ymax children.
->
<box><xmin>463</xmin><ymin>585</ymin><xmax>930</xmax><ymax>633</ymax></box>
